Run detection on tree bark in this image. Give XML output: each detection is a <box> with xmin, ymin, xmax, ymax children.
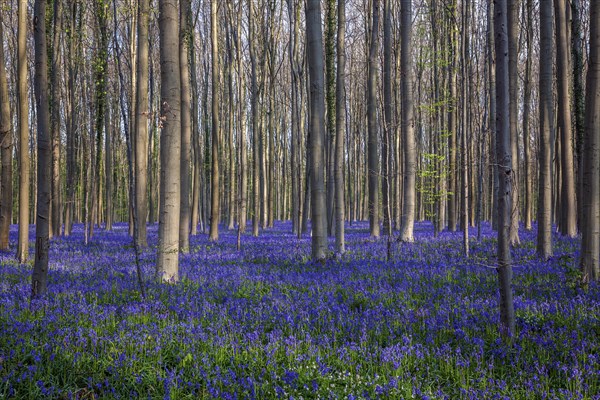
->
<box><xmin>157</xmin><ymin>0</ymin><xmax>181</xmax><ymax>282</ymax></box>
<box><xmin>50</xmin><ymin>0</ymin><xmax>62</xmax><ymax>238</ymax></box>
<box><xmin>522</xmin><ymin>0</ymin><xmax>533</xmax><ymax>231</ymax></box>
<box><xmin>494</xmin><ymin>0</ymin><xmax>516</xmax><ymax>338</ymax></box>
<box><xmin>105</xmin><ymin>101</ymin><xmax>113</xmax><ymax>231</ymax></box>
<box><xmin>335</xmin><ymin>0</ymin><xmax>346</xmax><ymax>253</ymax></box>
<box><xmin>135</xmin><ymin>0</ymin><xmax>150</xmax><ymax>247</ymax></box>
<box><xmin>179</xmin><ymin>0</ymin><xmax>192</xmax><ymax>252</ymax></box>
<box><xmin>399</xmin><ymin>0</ymin><xmax>416</xmax><ymax>242</ymax></box>
<box><xmin>31</xmin><ymin>0</ymin><xmax>52</xmax><ymax>299</ymax></box>
<box><xmin>572</xmin><ymin>0</ymin><xmax>585</xmax><ymax>230</ymax></box>
<box><xmin>306</xmin><ymin>0</ymin><xmax>328</xmax><ymax>260</ymax></box>
<box><xmin>0</xmin><ymin>11</ymin><xmax>12</xmax><ymax>250</ymax></box>
<box><xmin>325</xmin><ymin>0</ymin><xmax>336</xmax><ymax>237</ymax></box>
<box><xmin>209</xmin><ymin>0</ymin><xmax>220</xmax><ymax>241</ymax></box>
<box><xmin>507</xmin><ymin>0</ymin><xmax>520</xmax><ymax>246</ymax></box>
<box><xmin>554</xmin><ymin>0</ymin><xmax>577</xmax><ymax>237</ymax></box>
<box><xmin>17</xmin><ymin>0</ymin><xmax>29</xmax><ymax>263</ymax></box>
<box><xmin>235</xmin><ymin>1</ymin><xmax>247</xmax><ymax>234</ymax></box>
<box><xmin>367</xmin><ymin>0</ymin><xmax>380</xmax><ymax>238</ymax></box>
<box><xmin>580</xmin><ymin>0</ymin><xmax>600</xmax><ymax>282</ymax></box>
<box><xmin>382</xmin><ymin>0</ymin><xmax>392</xmax><ymax>236</ymax></box>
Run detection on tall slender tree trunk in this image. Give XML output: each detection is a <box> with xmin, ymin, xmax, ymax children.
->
<box><xmin>335</xmin><ymin>0</ymin><xmax>346</xmax><ymax>253</ymax></box>
<box><xmin>447</xmin><ymin>1</ymin><xmax>458</xmax><ymax>232</ymax></box>
<box><xmin>572</xmin><ymin>0</ymin><xmax>585</xmax><ymax>230</ymax></box>
<box><xmin>135</xmin><ymin>0</ymin><xmax>150</xmax><ymax>247</ymax></box>
<box><xmin>382</xmin><ymin>0</ymin><xmax>392</xmax><ymax>236</ymax></box>
<box><xmin>157</xmin><ymin>0</ymin><xmax>181</xmax><ymax>282</ymax></box>
<box><xmin>50</xmin><ymin>0</ymin><xmax>62</xmax><ymax>237</ymax></box>
<box><xmin>209</xmin><ymin>0</ymin><xmax>220</xmax><ymax>241</ymax></box>
<box><xmin>235</xmin><ymin>2</ymin><xmax>247</xmax><ymax>234</ymax></box>
<box><xmin>507</xmin><ymin>0</ymin><xmax>520</xmax><ymax>246</ymax></box>
<box><xmin>306</xmin><ymin>0</ymin><xmax>328</xmax><ymax>260</ymax></box>
<box><xmin>105</xmin><ymin>103</ymin><xmax>113</xmax><ymax>230</ymax></box>
<box><xmin>179</xmin><ymin>0</ymin><xmax>192</xmax><ymax>252</ymax></box>
<box><xmin>287</xmin><ymin>0</ymin><xmax>300</xmax><ymax>235</ymax></box>
<box><xmin>554</xmin><ymin>0</ymin><xmax>577</xmax><ymax>237</ymax></box>
<box><xmin>65</xmin><ymin>0</ymin><xmax>81</xmax><ymax>237</ymax></box>
<box><xmin>461</xmin><ymin>0</ymin><xmax>470</xmax><ymax>255</ymax></box>
<box><xmin>488</xmin><ymin>0</ymin><xmax>498</xmax><ymax>231</ymax></box>
<box><xmin>522</xmin><ymin>0</ymin><xmax>533</xmax><ymax>231</ymax></box>
<box><xmin>367</xmin><ymin>0</ymin><xmax>380</xmax><ymax>238</ymax></box>
<box><xmin>92</xmin><ymin>0</ymin><xmax>108</xmax><ymax>240</ymax></box>
<box><xmin>494</xmin><ymin>0</ymin><xmax>516</xmax><ymax>338</ymax></box>
<box><xmin>17</xmin><ymin>0</ymin><xmax>30</xmax><ymax>263</ymax></box>
<box><xmin>0</xmin><ymin>11</ymin><xmax>12</xmax><ymax>250</ymax></box>
<box><xmin>325</xmin><ymin>0</ymin><xmax>336</xmax><ymax>237</ymax></box>
<box><xmin>580</xmin><ymin>0</ymin><xmax>600</xmax><ymax>283</ymax></box>
<box><xmin>249</xmin><ymin>0</ymin><xmax>260</xmax><ymax>237</ymax></box>
<box><xmin>399</xmin><ymin>0</ymin><xmax>416</xmax><ymax>242</ymax></box>
<box><xmin>189</xmin><ymin>0</ymin><xmax>201</xmax><ymax>236</ymax></box>
<box><xmin>226</xmin><ymin>7</ymin><xmax>236</xmax><ymax>231</ymax></box>
<box><xmin>31</xmin><ymin>0</ymin><xmax>51</xmax><ymax>299</ymax></box>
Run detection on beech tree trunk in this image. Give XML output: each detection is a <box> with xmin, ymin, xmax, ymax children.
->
<box><xmin>179</xmin><ymin>0</ymin><xmax>192</xmax><ymax>252</ymax></box>
<box><xmin>17</xmin><ymin>0</ymin><xmax>29</xmax><ymax>263</ymax></box>
<box><xmin>157</xmin><ymin>0</ymin><xmax>181</xmax><ymax>282</ymax></box>
<box><xmin>209</xmin><ymin>0</ymin><xmax>220</xmax><ymax>242</ymax></box>
<box><xmin>135</xmin><ymin>0</ymin><xmax>150</xmax><ymax>247</ymax></box>
<box><xmin>399</xmin><ymin>0</ymin><xmax>416</xmax><ymax>242</ymax></box>
<box><xmin>507</xmin><ymin>0</ymin><xmax>520</xmax><ymax>246</ymax></box>
<box><xmin>554</xmin><ymin>0</ymin><xmax>577</xmax><ymax>237</ymax></box>
<box><xmin>382</xmin><ymin>0</ymin><xmax>392</xmax><ymax>236</ymax></box>
<box><xmin>367</xmin><ymin>0</ymin><xmax>380</xmax><ymax>238</ymax></box>
<box><xmin>522</xmin><ymin>0</ymin><xmax>533</xmax><ymax>231</ymax></box>
<box><xmin>0</xmin><ymin>11</ymin><xmax>12</xmax><ymax>250</ymax></box>
<box><xmin>50</xmin><ymin>0</ymin><xmax>62</xmax><ymax>238</ymax></box>
<box><xmin>494</xmin><ymin>0</ymin><xmax>516</xmax><ymax>338</ymax></box>
<box><xmin>31</xmin><ymin>0</ymin><xmax>52</xmax><ymax>299</ymax></box>
<box><xmin>335</xmin><ymin>0</ymin><xmax>346</xmax><ymax>253</ymax></box>
<box><xmin>306</xmin><ymin>0</ymin><xmax>328</xmax><ymax>260</ymax></box>
<box><xmin>580</xmin><ymin>1</ymin><xmax>600</xmax><ymax>283</ymax></box>
<box><xmin>325</xmin><ymin>0</ymin><xmax>336</xmax><ymax>237</ymax></box>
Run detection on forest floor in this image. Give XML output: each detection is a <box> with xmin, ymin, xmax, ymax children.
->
<box><xmin>0</xmin><ymin>221</ymin><xmax>598</xmax><ymax>399</ymax></box>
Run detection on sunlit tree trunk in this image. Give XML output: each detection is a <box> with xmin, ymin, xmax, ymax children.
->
<box><xmin>522</xmin><ymin>0</ymin><xmax>533</xmax><ymax>231</ymax></box>
<box><xmin>367</xmin><ymin>0</ymin><xmax>380</xmax><ymax>238</ymax></box>
<box><xmin>507</xmin><ymin>0</ymin><xmax>520</xmax><ymax>246</ymax></box>
<box><xmin>399</xmin><ymin>0</ymin><xmax>416</xmax><ymax>242</ymax></box>
<box><xmin>135</xmin><ymin>0</ymin><xmax>150</xmax><ymax>247</ymax></box>
<box><xmin>306</xmin><ymin>0</ymin><xmax>327</xmax><ymax>260</ymax></box>
<box><xmin>17</xmin><ymin>0</ymin><xmax>29</xmax><ymax>263</ymax></box>
<box><xmin>382</xmin><ymin>0</ymin><xmax>392</xmax><ymax>236</ymax></box>
<box><xmin>335</xmin><ymin>0</ymin><xmax>346</xmax><ymax>253</ymax></box>
<box><xmin>209</xmin><ymin>0</ymin><xmax>220</xmax><ymax>242</ymax></box>
<box><xmin>157</xmin><ymin>0</ymin><xmax>181</xmax><ymax>282</ymax></box>
<box><xmin>31</xmin><ymin>0</ymin><xmax>51</xmax><ymax>299</ymax></box>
